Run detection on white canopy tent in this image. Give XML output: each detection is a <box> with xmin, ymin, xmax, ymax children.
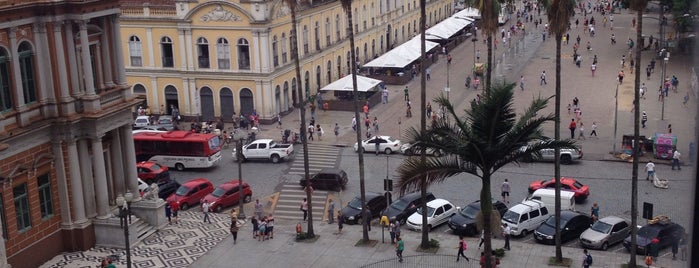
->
<box><xmin>425</xmin><ymin>16</ymin><xmax>473</xmax><ymax>40</ymax></box>
<box><xmin>363</xmin><ymin>36</ymin><xmax>440</xmax><ymax>68</ymax></box>
<box><xmin>453</xmin><ymin>7</ymin><xmax>480</xmax><ymax>20</ymax></box>
<box><xmin>320</xmin><ymin>74</ymin><xmax>384</xmax><ymax>92</ymax></box>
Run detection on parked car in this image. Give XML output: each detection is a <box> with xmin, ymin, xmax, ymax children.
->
<box><xmin>299</xmin><ymin>168</ymin><xmax>348</xmax><ymax>191</ymax></box>
<box><xmin>138</xmin><ymin>177</ymin><xmax>180</xmax><ymax>200</ymax></box>
<box><xmin>501</xmin><ymin>199</ymin><xmax>550</xmax><ymax>236</ymax></box>
<box><xmin>623</xmin><ymin>221</ymin><xmax>685</xmax><ymax>255</ymax></box>
<box><xmin>353</xmin><ymin>135</ymin><xmax>402</xmax><ymax>154</ymax></box>
<box><xmin>519</xmin><ymin>141</ymin><xmax>583</xmax><ymax>164</ymax></box>
<box><xmin>232</xmin><ymin>139</ymin><xmax>294</xmax><ymax>163</ymax></box>
<box><xmin>406</xmin><ymin>199</ymin><xmax>458</xmax><ymax>232</ymax></box>
<box><xmin>340</xmin><ymin>192</ymin><xmax>388</xmax><ymax>224</ymax></box>
<box><xmin>448</xmin><ymin>199</ymin><xmax>508</xmax><ymax>236</ymax></box>
<box><xmin>202</xmin><ymin>180</ymin><xmax>253</xmax><ymax>213</ymax></box>
<box><xmin>166</xmin><ymin>178</ymin><xmax>214</xmax><ymax>210</ymax></box>
<box><xmin>400</xmin><ymin>142</ymin><xmax>442</xmax><ymax>156</ymax></box>
<box><xmin>534</xmin><ymin>211</ymin><xmax>593</xmax><ymax>244</ymax></box>
<box><xmin>528</xmin><ymin>177</ymin><xmax>590</xmax><ymax>202</ymax></box>
<box><xmin>137</xmin><ymin>161</ymin><xmax>170</xmax><ymax>182</ymax></box>
<box><xmin>156</xmin><ymin>115</ymin><xmax>176</xmax><ymax>130</ymax></box>
<box><xmin>580</xmin><ymin>216</ymin><xmax>632</xmax><ymax>250</ymax></box>
<box><xmin>381</xmin><ymin>191</ymin><xmax>436</xmax><ymax>225</ymax></box>
<box><xmin>133</xmin><ymin>115</ymin><xmax>151</xmax><ymax>128</ymax></box>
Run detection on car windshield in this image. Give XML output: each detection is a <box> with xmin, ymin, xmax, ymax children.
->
<box><xmin>390</xmin><ymin>199</ymin><xmax>410</xmax><ymax>211</ymax></box>
<box><xmin>211</xmin><ymin>187</ymin><xmax>226</xmax><ymax>198</ymax></box>
<box><xmin>159</xmin><ymin>118</ymin><xmax>172</xmax><ymax>124</ymax></box>
<box><xmin>459</xmin><ymin>204</ymin><xmax>480</xmax><ymax>218</ymax></box>
<box><xmin>502</xmin><ymin>211</ymin><xmax>520</xmax><ymax>224</ymax></box>
<box><xmin>544</xmin><ymin>216</ymin><xmax>569</xmax><ymax>229</ymax></box>
<box><xmin>348</xmin><ymin>197</ymin><xmax>363</xmax><ymax>210</ymax></box>
<box><xmin>637</xmin><ymin>227</ymin><xmax>660</xmax><ymax>238</ymax></box>
<box><xmin>175</xmin><ymin>186</ymin><xmax>190</xmax><ymax>196</ymax></box>
<box><xmin>590</xmin><ymin>221</ymin><xmax>613</xmax><ymax>233</ymax></box>
<box><xmin>150</xmin><ymin>164</ymin><xmax>163</xmax><ymax>172</ymax></box>
<box><xmin>416</xmin><ymin>206</ymin><xmax>436</xmax><ymax>217</ymax></box>
<box><xmin>136</xmin><ymin>119</ymin><xmax>148</xmax><ymax>123</ymax></box>
<box><xmin>386</xmin><ymin>137</ymin><xmax>397</xmax><ymax>142</ymax></box>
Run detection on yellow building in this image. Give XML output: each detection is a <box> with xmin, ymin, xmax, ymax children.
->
<box><xmin>120</xmin><ymin>0</ymin><xmax>454</xmax><ymax>123</ymax></box>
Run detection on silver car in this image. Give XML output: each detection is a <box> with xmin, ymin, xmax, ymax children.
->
<box><xmin>579</xmin><ymin>216</ymin><xmax>631</xmax><ymax>250</ymax></box>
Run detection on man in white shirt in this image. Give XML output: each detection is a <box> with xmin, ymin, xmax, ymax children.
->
<box><xmin>202</xmin><ymin>201</ymin><xmax>211</xmax><ymax>224</ymax></box>
<box><xmin>672</xmin><ymin>150</ymin><xmax>681</xmax><ymax>170</ymax></box>
<box><xmin>503</xmin><ymin>224</ymin><xmax>511</xmax><ymax>250</ymax></box>
<box><xmin>645</xmin><ymin>160</ymin><xmax>655</xmax><ymax>180</ymax></box>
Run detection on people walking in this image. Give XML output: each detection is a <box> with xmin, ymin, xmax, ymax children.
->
<box><xmin>540</xmin><ymin>70</ymin><xmax>547</xmax><ymax>85</ymax></box>
<box><xmin>591</xmin><ymin>203</ymin><xmax>600</xmax><ymax>221</ymax></box>
<box><xmin>672</xmin><ymin>150</ymin><xmax>682</xmax><ymax>170</ymax></box>
<box><xmin>642</xmin><ymin>111</ymin><xmax>648</xmax><ymax>128</ymax></box>
<box><xmin>578</xmin><ymin>122</ymin><xmax>586</xmax><ymax>140</ymax></box>
<box><xmin>165</xmin><ymin>203</ymin><xmax>172</xmax><ymax>224</ymax></box>
<box><xmin>351</xmin><ymin>116</ymin><xmax>357</xmax><ymax>132</ymax></box>
<box><xmin>590</xmin><ymin>122</ymin><xmax>598</xmax><ymax>137</ymax></box>
<box><xmin>307</xmin><ymin>123</ymin><xmax>315</xmax><ymax>141</ymax></box>
<box><xmin>171</xmin><ymin>201</ymin><xmax>179</xmax><ymax>224</ymax></box>
<box><xmin>230</xmin><ymin>216</ymin><xmax>240</xmax><ymax>244</ymax></box>
<box><xmin>583</xmin><ymin>249</ymin><xmax>592</xmax><ymax>268</ymax></box>
<box><xmin>590</xmin><ymin>63</ymin><xmax>596</xmax><ymax>76</ymax></box>
<box><xmin>334</xmin><ymin>123</ymin><xmax>340</xmax><ymax>140</ymax></box>
<box><xmin>478</xmin><ymin>230</ymin><xmax>485</xmax><ymax>249</ymax></box>
<box><xmin>503</xmin><ymin>224</ymin><xmax>511</xmax><ymax>250</ymax></box>
<box><xmin>255</xmin><ymin>199</ymin><xmax>263</xmax><ymax>219</ymax></box>
<box><xmin>316</xmin><ymin>124</ymin><xmax>324</xmax><ymax>141</ymax></box>
<box><xmin>394</xmin><ymin>220</ymin><xmax>401</xmax><ymax>240</ymax></box>
<box><xmin>202</xmin><ymin>201</ymin><xmax>212</xmax><ymax>223</ymax></box>
<box><xmin>267</xmin><ymin>213</ymin><xmax>275</xmax><ymax>239</ymax></box>
<box><xmin>404</xmin><ymin>86</ymin><xmax>409</xmax><ymax>101</ymax></box>
<box><xmin>327</xmin><ymin>199</ymin><xmax>335</xmax><ymax>224</ymax></box>
<box><xmin>501</xmin><ymin>179</ymin><xmax>510</xmax><ymax>204</ymax></box>
<box><xmin>457</xmin><ymin>236</ymin><xmax>470</xmax><ymax>262</ymax></box>
<box><xmin>569</xmin><ymin>119</ymin><xmax>577</xmax><ymax>139</ymax></box>
<box><xmin>520</xmin><ymin>76</ymin><xmax>525</xmax><ymax>91</ymax></box>
<box><xmin>337</xmin><ymin>210</ymin><xmax>344</xmax><ymax>234</ymax></box>
<box><xmin>382</xmin><ymin>87</ymin><xmax>389</xmax><ymax>104</ymax></box>
<box><xmin>251</xmin><ymin>216</ymin><xmax>259</xmax><ymax>239</ymax></box>
<box><xmin>395</xmin><ymin>237</ymin><xmax>404</xmax><ymax>262</ymax></box>
<box><xmin>301</xmin><ymin>198</ymin><xmax>308</xmax><ymax>221</ymax></box>
<box><xmin>645</xmin><ymin>160</ymin><xmax>655</xmax><ymax>180</ymax></box>
<box><xmin>364</xmin><ymin>207</ymin><xmax>372</xmax><ymax>231</ymax></box>
<box><xmin>389</xmin><ymin>221</ymin><xmax>396</xmax><ymax>244</ymax></box>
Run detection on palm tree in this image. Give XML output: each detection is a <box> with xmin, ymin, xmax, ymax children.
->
<box><xmin>629</xmin><ymin>0</ymin><xmax>648</xmax><ymax>266</ymax></box>
<box><xmin>396</xmin><ymin>83</ymin><xmax>576</xmax><ymax>268</ymax></box>
<box><xmin>476</xmin><ymin>0</ymin><xmax>500</xmax><ymax>92</ymax></box>
<box><xmin>417</xmin><ymin>0</ymin><xmax>430</xmax><ymax>249</ymax></box>
<box><xmin>546</xmin><ymin>0</ymin><xmax>575</xmax><ymax>263</ymax></box>
<box><xmin>285</xmin><ymin>0</ymin><xmax>314</xmax><ymax>237</ymax></box>
<box><xmin>340</xmin><ymin>0</ymin><xmax>370</xmax><ymax>241</ymax></box>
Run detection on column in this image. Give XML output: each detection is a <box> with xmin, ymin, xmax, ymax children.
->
<box><xmin>111</xmin><ymin>15</ymin><xmax>127</xmax><ymax>85</ymax></box>
<box><xmin>77</xmin><ymin>139</ymin><xmax>96</xmax><ymax>218</ymax></box>
<box><xmin>8</xmin><ymin>28</ymin><xmax>23</xmax><ymax>108</ymax></box>
<box><xmin>94</xmin><ymin>43</ymin><xmax>104</xmax><ymax>90</ymax></box>
<box><xmin>184</xmin><ymin>29</ymin><xmax>194</xmax><ymax>70</ymax></box>
<box><xmin>91</xmin><ymin>135</ymin><xmax>110</xmax><ymax>219</ymax></box>
<box><xmin>67</xmin><ymin>140</ymin><xmax>87</xmax><ymax>223</ymax></box>
<box><xmin>177</xmin><ymin>29</ymin><xmax>187</xmax><ymax>70</ymax></box>
<box><xmin>110</xmin><ymin>129</ymin><xmax>125</xmax><ymax>195</ymax></box>
<box><xmin>189</xmin><ymin>79</ymin><xmax>198</xmax><ymax>117</ymax></box>
<box><xmin>52</xmin><ymin>141</ymin><xmax>73</xmax><ymax>226</ymax></box>
<box><xmin>34</xmin><ymin>22</ymin><xmax>54</xmax><ymax>104</ymax></box>
<box><xmin>100</xmin><ymin>17</ymin><xmax>114</xmax><ymax>87</ymax></box>
<box><xmin>120</xmin><ymin>126</ymin><xmax>140</xmax><ymax>200</ymax></box>
<box><xmin>146</xmin><ymin>27</ymin><xmax>155</xmax><ymax>67</ymax></box>
<box><xmin>65</xmin><ymin>21</ymin><xmax>82</xmax><ymax>97</ymax></box>
<box><xmin>181</xmin><ymin>78</ymin><xmax>189</xmax><ymax>115</ymax></box>
<box><xmin>150</xmin><ymin>76</ymin><xmax>160</xmax><ymax>112</ymax></box>
<box><xmin>53</xmin><ymin>22</ymin><xmax>73</xmax><ymax>102</ymax></box>
<box><xmin>78</xmin><ymin>20</ymin><xmax>96</xmax><ymax>96</ymax></box>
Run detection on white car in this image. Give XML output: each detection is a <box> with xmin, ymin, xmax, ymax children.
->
<box><xmin>406</xmin><ymin>198</ymin><xmax>458</xmax><ymax>232</ymax></box>
<box><xmin>400</xmin><ymin>142</ymin><xmax>442</xmax><ymax>156</ymax></box>
<box><xmin>133</xmin><ymin>115</ymin><xmax>151</xmax><ymax>128</ymax></box>
<box><xmin>353</xmin><ymin>135</ymin><xmax>402</xmax><ymax>154</ymax></box>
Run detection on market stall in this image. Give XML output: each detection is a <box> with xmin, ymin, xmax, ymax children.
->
<box><xmin>319</xmin><ymin>75</ymin><xmax>385</xmax><ymax>111</ymax></box>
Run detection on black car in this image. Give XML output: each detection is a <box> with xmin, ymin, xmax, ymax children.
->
<box><xmin>143</xmin><ymin>177</ymin><xmax>180</xmax><ymax>200</ymax></box>
<box><xmin>380</xmin><ymin>191</ymin><xmax>436</xmax><ymax>225</ymax></box>
<box><xmin>448</xmin><ymin>199</ymin><xmax>508</xmax><ymax>236</ymax></box>
<box><xmin>623</xmin><ymin>221</ymin><xmax>685</xmax><ymax>255</ymax></box>
<box><xmin>534</xmin><ymin>210</ymin><xmax>593</xmax><ymax>244</ymax></box>
<box><xmin>299</xmin><ymin>168</ymin><xmax>348</xmax><ymax>191</ymax></box>
<box><xmin>341</xmin><ymin>192</ymin><xmax>388</xmax><ymax>224</ymax></box>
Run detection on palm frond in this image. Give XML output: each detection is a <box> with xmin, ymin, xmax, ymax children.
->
<box><xmin>395</xmin><ymin>155</ymin><xmax>475</xmax><ymax>195</ymax></box>
<box><xmin>477</xmin><ymin>0</ymin><xmax>501</xmax><ymax>34</ymax></box>
<box><xmin>547</xmin><ymin>0</ymin><xmax>576</xmax><ymax>36</ymax></box>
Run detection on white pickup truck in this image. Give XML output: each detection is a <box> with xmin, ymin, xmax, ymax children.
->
<box><xmin>232</xmin><ymin>139</ymin><xmax>294</xmax><ymax>163</ymax></box>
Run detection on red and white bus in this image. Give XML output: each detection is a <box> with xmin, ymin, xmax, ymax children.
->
<box><xmin>133</xmin><ymin>131</ymin><xmax>222</xmax><ymax>171</ymax></box>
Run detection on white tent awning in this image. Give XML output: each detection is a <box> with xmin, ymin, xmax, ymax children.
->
<box><xmin>320</xmin><ymin>75</ymin><xmax>384</xmax><ymax>92</ymax></box>
<box><xmin>363</xmin><ymin>37</ymin><xmax>440</xmax><ymax>68</ymax></box>
<box><xmin>453</xmin><ymin>7</ymin><xmax>480</xmax><ymax>20</ymax></box>
<box><xmin>425</xmin><ymin>16</ymin><xmax>472</xmax><ymax>40</ymax></box>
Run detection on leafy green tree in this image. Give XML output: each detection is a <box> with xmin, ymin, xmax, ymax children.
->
<box><xmin>396</xmin><ymin>84</ymin><xmax>576</xmax><ymax>268</ymax></box>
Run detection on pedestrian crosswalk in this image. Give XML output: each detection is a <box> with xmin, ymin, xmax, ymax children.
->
<box><xmin>274</xmin><ymin>183</ymin><xmax>329</xmax><ymax>221</ymax></box>
<box><xmin>287</xmin><ymin>143</ymin><xmax>342</xmax><ymax>175</ymax></box>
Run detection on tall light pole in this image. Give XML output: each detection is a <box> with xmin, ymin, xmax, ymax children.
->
<box><xmin>445</xmin><ymin>58</ymin><xmax>450</xmax><ymax>100</ymax></box>
<box><xmin>117</xmin><ymin>191</ymin><xmax>134</xmax><ymax>268</ymax></box>
<box><xmin>661</xmin><ymin>55</ymin><xmax>669</xmax><ymax>120</ymax></box>
<box><xmin>613</xmin><ymin>81</ymin><xmax>619</xmax><ymax>153</ymax></box>
<box><xmin>234</xmin><ymin>132</ymin><xmax>246</xmax><ymax>219</ymax></box>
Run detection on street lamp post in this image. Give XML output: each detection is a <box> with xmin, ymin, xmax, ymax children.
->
<box><xmin>661</xmin><ymin>56</ymin><xmax>669</xmax><ymax>120</ymax></box>
<box><xmin>445</xmin><ymin>60</ymin><xmax>450</xmax><ymax>100</ymax></box>
<box><xmin>117</xmin><ymin>191</ymin><xmax>134</xmax><ymax>268</ymax></box>
<box><xmin>613</xmin><ymin>81</ymin><xmax>619</xmax><ymax>153</ymax></box>
<box><xmin>234</xmin><ymin>132</ymin><xmax>247</xmax><ymax>219</ymax></box>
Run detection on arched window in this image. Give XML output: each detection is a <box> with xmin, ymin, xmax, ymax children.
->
<box><xmin>132</xmin><ymin>84</ymin><xmax>146</xmax><ymax>95</ymax></box>
<box><xmin>160</xmin><ymin>36</ymin><xmax>174</xmax><ymax>67</ymax></box>
<box><xmin>217</xmin><ymin>37</ymin><xmax>230</xmax><ymax>69</ymax></box>
<box><xmin>281</xmin><ymin>33</ymin><xmax>288</xmax><ymax>64</ymax></box>
<box><xmin>197</xmin><ymin>37</ymin><xmax>210</xmax><ymax>68</ymax></box>
<box><xmin>283</xmin><ymin>81</ymin><xmax>290</xmax><ymax>111</ymax></box>
<box><xmin>18</xmin><ymin>42</ymin><xmax>36</xmax><ymax>104</ymax></box>
<box><xmin>237</xmin><ymin>38</ymin><xmax>250</xmax><ymax>70</ymax></box>
<box><xmin>0</xmin><ymin>47</ymin><xmax>12</xmax><ymax>111</ymax></box>
<box><xmin>371</xmin><ymin>39</ymin><xmax>375</xmax><ymax>58</ymax></box>
<box><xmin>335</xmin><ymin>15</ymin><xmax>341</xmax><ymax>42</ymax></box>
<box><xmin>336</xmin><ymin>56</ymin><xmax>341</xmax><ymax>78</ymax></box>
<box><xmin>316</xmin><ymin>66</ymin><xmax>321</xmax><ymax>92</ymax></box>
<box><xmin>274</xmin><ymin>85</ymin><xmax>281</xmax><ymax>115</ymax></box>
<box><xmin>304</xmin><ymin>71</ymin><xmax>310</xmax><ymax>98</ymax></box>
<box><xmin>302</xmin><ymin>25</ymin><xmax>309</xmax><ymax>54</ymax></box>
<box><xmin>326</xmin><ymin>60</ymin><xmax>332</xmax><ymax>84</ymax></box>
<box><xmin>362</xmin><ymin>5</ymin><xmax>367</xmax><ymax>30</ymax></box>
<box><xmin>128</xmin><ymin>35</ymin><xmax>142</xmax><ymax>66</ymax></box>
<box><xmin>272</xmin><ymin>35</ymin><xmax>279</xmax><ymax>67</ymax></box>
<box><xmin>314</xmin><ymin>21</ymin><xmax>320</xmax><ymax>51</ymax></box>
<box><xmin>325</xmin><ymin>18</ymin><xmax>331</xmax><ymax>46</ymax></box>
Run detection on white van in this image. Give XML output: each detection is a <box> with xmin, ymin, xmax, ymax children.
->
<box><xmin>501</xmin><ymin>199</ymin><xmax>549</xmax><ymax>236</ymax></box>
<box><xmin>529</xmin><ymin>188</ymin><xmax>576</xmax><ymax>211</ymax></box>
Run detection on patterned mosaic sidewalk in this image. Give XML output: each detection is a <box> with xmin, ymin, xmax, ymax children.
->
<box><xmin>40</xmin><ymin>210</ymin><xmax>240</xmax><ymax>268</ymax></box>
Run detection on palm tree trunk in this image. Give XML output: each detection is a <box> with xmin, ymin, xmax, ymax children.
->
<box><xmin>554</xmin><ymin>33</ymin><xmax>563</xmax><ymax>262</ymax></box>
<box><xmin>629</xmin><ymin>7</ymin><xmax>644</xmax><ymax>267</ymax></box>
<box><xmin>287</xmin><ymin>0</ymin><xmax>314</xmax><ymax>237</ymax></box>
<box><xmin>481</xmin><ymin>173</ymin><xmax>494</xmax><ymax>268</ymax></box>
<box><xmin>485</xmin><ymin>34</ymin><xmax>493</xmax><ymax>94</ymax></box>
<box><xmin>419</xmin><ymin>0</ymin><xmax>429</xmax><ymax>249</ymax></box>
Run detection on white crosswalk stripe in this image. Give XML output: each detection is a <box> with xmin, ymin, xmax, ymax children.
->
<box><xmin>287</xmin><ymin>143</ymin><xmax>342</xmax><ymax>175</ymax></box>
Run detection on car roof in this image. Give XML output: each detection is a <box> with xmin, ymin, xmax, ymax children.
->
<box><xmin>316</xmin><ymin>168</ymin><xmax>345</xmax><ymax>174</ymax></box>
<box><xmin>397</xmin><ymin>191</ymin><xmax>433</xmax><ymax>201</ymax></box>
<box><xmin>509</xmin><ymin>200</ymin><xmax>545</xmax><ymax>213</ymax></box>
<box><xmin>182</xmin><ymin>178</ymin><xmax>211</xmax><ymax>186</ymax></box>
<box><xmin>559</xmin><ymin>210</ymin><xmax>585</xmax><ymax>220</ymax></box>
<box><xmin>599</xmin><ymin>216</ymin><xmax>628</xmax><ymax>225</ymax></box>
<box><xmin>359</xmin><ymin>192</ymin><xmax>383</xmax><ymax>199</ymax></box>
<box><xmin>426</xmin><ymin>198</ymin><xmax>452</xmax><ymax>207</ymax></box>
<box><xmin>137</xmin><ymin>161</ymin><xmax>158</xmax><ymax>168</ymax></box>
<box><xmin>136</xmin><ymin>115</ymin><xmax>150</xmax><ymax>119</ymax></box>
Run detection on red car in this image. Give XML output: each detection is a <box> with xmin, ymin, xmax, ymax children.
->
<box><xmin>167</xmin><ymin>178</ymin><xmax>214</xmax><ymax>210</ymax></box>
<box><xmin>202</xmin><ymin>180</ymin><xmax>253</xmax><ymax>213</ymax></box>
<box><xmin>137</xmin><ymin>161</ymin><xmax>170</xmax><ymax>182</ymax></box>
<box><xmin>528</xmin><ymin>177</ymin><xmax>590</xmax><ymax>202</ymax></box>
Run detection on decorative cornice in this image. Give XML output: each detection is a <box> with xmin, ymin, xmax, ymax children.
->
<box><xmin>200</xmin><ymin>5</ymin><xmax>242</xmax><ymax>22</ymax></box>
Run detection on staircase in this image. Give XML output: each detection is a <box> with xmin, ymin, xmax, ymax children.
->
<box><xmin>273</xmin><ymin>183</ymin><xmax>329</xmax><ymax>221</ymax></box>
<box><xmin>94</xmin><ymin>211</ymin><xmax>159</xmax><ymax>249</ymax></box>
